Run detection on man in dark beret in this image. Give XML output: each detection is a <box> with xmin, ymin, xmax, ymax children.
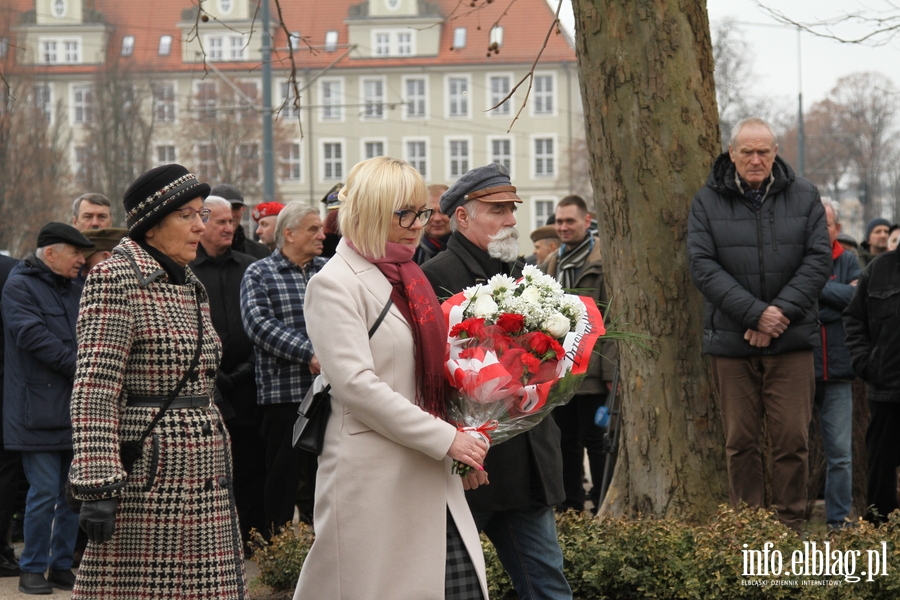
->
<box><xmin>421</xmin><ymin>164</ymin><xmax>573</xmax><ymax>600</ymax></box>
<box><xmin>81</xmin><ymin>228</ymin><xmax>128</xmax><ymax>274</ymax></box>
<box><xmin>2</xmin><ymin>223</ymin><xmax>93</xmax><ymax>594</ymax></box>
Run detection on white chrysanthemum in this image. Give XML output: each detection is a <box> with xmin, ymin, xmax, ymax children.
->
<box><xmin>543</xmin><ymin>313</ymin><xmax>572</xmax><ymax>338</ymax></box>
<box><xmin>560</xmin><ymin>294</ymin><xmax>586</xmax><ymax>320</ymax></box>
<box><xmin>488</xmin><ymin>274</ymin><xmax>517</xmax><ymax>297</ymax></box>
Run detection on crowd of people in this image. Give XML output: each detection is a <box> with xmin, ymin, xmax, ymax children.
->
<box><xmin>0</xmin><ymin>115</ymin><xmax>899</xmax><ymax>598</ymax></box>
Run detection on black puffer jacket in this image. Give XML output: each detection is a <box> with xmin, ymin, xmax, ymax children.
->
<box><xmin>688</xmin><ymin>153</ymin><xmax>832</xmax><ymax>357</ymax></box>
<box><xmin>843</xmin><ymin>250</ymin><xmax>900</xmax><ymax>403</ymax></box>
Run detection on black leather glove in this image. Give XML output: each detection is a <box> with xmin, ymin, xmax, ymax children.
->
<box><xmin>79</xmin><ymin>498</ymin><xmax>119</xmax><ymax>543</ymax></box>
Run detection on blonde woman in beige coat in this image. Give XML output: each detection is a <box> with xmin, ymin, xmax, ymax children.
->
<box><xmin>294</xmin><ymin>157</ymin><xmax>490</xmax><ymax>600</ymax></box>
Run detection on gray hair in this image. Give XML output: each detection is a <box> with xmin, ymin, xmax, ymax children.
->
<box><xmin>203</xmin><ymin>195</ymin><xmax>232</xmax><ymax>211</ymax></box>
<box><xmin>449</xmin><ymin>200</ymin><xmax>478</xmax><ymax>232</ymax></box>
<box><xmin>729</xmin><ymin>117</ymin><xmax>777</xmax><ymax>148</ymax></box>
<box><xmin>821</xmin><ymin>199</ymin><xmax>841</xmax><ymax>224</ymax></box>
<box><xmin>275</xmin><ymin>202</ymin><xmax>320</xmax><ymax>249</ymax></box>
<box><xmin>35</xmin><ymin>243</ymin><xmax>65</xmax><ymax>259</ymax></box>
<box><xmin>72</xmin><ymin>193</ymin><xmax>110</xmax><ymax>217</ymax></box>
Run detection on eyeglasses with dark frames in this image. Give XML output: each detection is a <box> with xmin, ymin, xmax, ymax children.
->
<box><xmin>173</xmin><ymin>207</ymin><xmax>212</xmax><ymax>223</ymax></box>
<box><xmin>393</xmin><ymin>208</ymin><xmax>434</xmax><ymax>229</ymax></box>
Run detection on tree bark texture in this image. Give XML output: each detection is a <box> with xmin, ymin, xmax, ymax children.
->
<box><xmin>571</xmin><ymin>0</ymin><xmax>728</xmax><ymax>520</ymax></box>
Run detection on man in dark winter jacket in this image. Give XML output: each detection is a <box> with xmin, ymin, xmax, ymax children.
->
<box><xmin>843</xmin><ymin>237</ymin><xmax>900</xmax><ymax>522</ymax></box>
<box><xmin>813</xmin><ymin>200</ymin><xmax>861</xmax><ymax>529</ymax></box>
<box><xmin>211</xmin><ymin>183</ymin><xmax>270</xmax><ymax>260</ymax></box>
<box><xmin>857</xmin><ymin>217</ymin><xmax>890</xmax><ymax>269</ymax></box>
<box><xmin>688</xmin><ymin>117</ymin><xmax>831</xmax><ymax>532</ymax></box>
<box><xmin>2</xmin><ymin>223</ymin><xmax>94</xmax><ymax>594</ymax></box>
<box><xmin>422</xmin><ymin>163</ymin><xmax>572</xmax><ymax>600</ymax></box>
<box><xmin>190</xmin><ymin>196</ymin><xmax>265</xmax><ymax>545</ymax></box>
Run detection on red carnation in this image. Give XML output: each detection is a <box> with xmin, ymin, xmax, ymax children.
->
<box><xmin>521</xmin><ymin>331</ymin><xmax>564</xmax><ymax>360</ymax></box>
<box><xmin>496</xmin><ymin>313</ymin><xmax>525</xmax><ymax>334</ymax></box>
<box><xmin>449</xmin><ymin>317</ymin><xmax>486</xmax><ymax>339</ymax></box>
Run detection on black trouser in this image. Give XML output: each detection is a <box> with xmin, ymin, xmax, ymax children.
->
<box><xmin>228</xmin><ymin>422</ymin><xmax>267</xmax><ymax>544</ymax></box>
<box><xmin>260</xmin><ymin>403</ymin><xmax>318</xmax><ymax>537</ymax></box>
<box><xmin>866</xmin><ymin>400</ymin><xmax>900</xmax><ymax>522</ymax></box>
<box><xmin>552</xmin><ymin>392</ymin><xmax>607</xmax><ymax>511</ymax></box>
<box><xmin>0</xmin><ymin>447</ymin><xmax>24</xmax><ymax>545</ymax></box>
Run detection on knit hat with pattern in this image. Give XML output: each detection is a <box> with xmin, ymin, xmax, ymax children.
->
<box><xmin>124</xmin><ymin>164</ymin><xmax>211</xmax><ymax>239</ymax></box>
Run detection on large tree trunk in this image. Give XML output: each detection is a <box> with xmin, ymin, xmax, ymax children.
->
<box><xmin>571</xmin><ymin>0</ymin><xmax>728</xmax><ymax>521</ymax></box>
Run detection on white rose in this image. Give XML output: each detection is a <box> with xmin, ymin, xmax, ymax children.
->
<box><xmin>520</xmin><ymin>286</ymin><xmax>542</xmax><ymax>305</ymax></box>
<box><xmin>543</xmin><ymin>313</ymin><xmax>571</xmax><ymax>338</ymax></box>
<box><xmin>473</xmin><ymin>294</ymin><xmax>499</xmax><ymax>319</ymax></box>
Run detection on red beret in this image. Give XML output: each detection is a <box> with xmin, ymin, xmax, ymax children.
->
<box><xmin>252</xmin><ymin>202</ymin><xmax>285</xmax><ymax>222</ymax></box>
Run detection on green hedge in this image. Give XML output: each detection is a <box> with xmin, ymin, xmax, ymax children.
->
<box><xmin>253</xmin><ymin>507</ymin><xmax>900</xmax><ymax>599</ymax></box>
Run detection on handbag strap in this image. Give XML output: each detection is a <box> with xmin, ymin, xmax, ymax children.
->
<box><xmin>321</xmin><ymin>298</ymin><xmax>393</xmax><ymax>395</ymax></box>
<box><xmin>135</xmin><ymin>284</ymin><xmax>205</xmax><ymax>445</ymax></box>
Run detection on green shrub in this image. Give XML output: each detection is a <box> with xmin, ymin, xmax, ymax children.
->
<box><xmin>251</xmin><ymin>507</ymin><xmax>900</xmax><ymax>599</ymax></box>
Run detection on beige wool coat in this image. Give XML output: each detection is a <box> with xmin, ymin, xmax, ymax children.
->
<box><xmin>293</xmin><ymin>240</ymin><xmax>488</xmax><ymax>600</ymax></box>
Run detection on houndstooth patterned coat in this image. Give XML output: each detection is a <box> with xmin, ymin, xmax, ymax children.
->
<box><xmin>69</xmin><ymin>238</ymin><xmax>247</xmax><ymax>600</ymax></box>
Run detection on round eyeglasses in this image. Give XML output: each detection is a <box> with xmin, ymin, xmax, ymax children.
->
<box><xmin>393</xmin><ymin>208</ymin><xmax>434</xmax><ymax>229</ymax></box>
<box><xmin>173</xmin><ymin>207</ymin><xmax>212</xmax><ymax>223</ymax></box>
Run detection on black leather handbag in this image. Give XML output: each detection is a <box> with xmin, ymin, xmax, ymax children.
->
<box><xmin>292</xmin><ymin>299</ymin><xmax>392</xmax><ymax>454</ymax></box>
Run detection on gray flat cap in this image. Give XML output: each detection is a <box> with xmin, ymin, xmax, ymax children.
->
<box><xmin>440</xmin><ymin>163</ymin><xmax>520</xmax><ymax>216</ymax></box>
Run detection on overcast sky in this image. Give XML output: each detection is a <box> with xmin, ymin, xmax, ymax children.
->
<box><xmin>553</xmin><ymin>0</ymin><xmax>900</xmax><ymax>108</ymax></box>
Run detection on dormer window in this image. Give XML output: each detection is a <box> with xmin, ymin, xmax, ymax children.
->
<box><xmin>159</xmin><ymin>35</ymin><xmax>172</xmax><ymax>56</ymax></box>
<box><xmin>52</xmin><ymin>0</ymin><xmax>65</xmax><ymax>17</ymax></box>
<box><xmin>490</xmin><ymin>26</ymin><xmax>503</xmax><ymax>48</ymax></box>
<box><xmin>325</xmin><ymin>31</ymin><xmax>338</xmax><ymax>52</ymax></box>
<box><xmin>290</xmin><ymin>32</ymin><xmax>301</xmax><ymax>51</ymax></box>
<box><xmin>453</xmin><ymin>28</ymin><xmax>466</xmax><ymax>49</ymax></box>
<box><xmin>121</xmin><ymin>36</ymin><xmax>135</xmax><ymax>57</ymax></box>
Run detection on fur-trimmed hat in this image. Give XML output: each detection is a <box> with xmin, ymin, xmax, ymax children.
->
<box><xmin>123</xmin><ymin>164</ymin><xmax>210</xmax><ymax>239</ymax></box>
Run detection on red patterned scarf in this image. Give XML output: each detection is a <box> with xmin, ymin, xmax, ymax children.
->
<box><xmin>348</xmin><ymin>240</ymin><xmax>447</xmax><ymax>419</ymax></box>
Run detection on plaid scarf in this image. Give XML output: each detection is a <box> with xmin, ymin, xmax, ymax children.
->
<box><xmin>556</xmin><ymin>235</ymin><xmax>594</xmax><ymax>290</ymax></box>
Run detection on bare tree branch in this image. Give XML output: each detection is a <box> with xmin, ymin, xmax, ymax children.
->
<box><xmin>756</xmin><ymin>1</ymin><xmax>900</xmax><ymax>45</ymax></box>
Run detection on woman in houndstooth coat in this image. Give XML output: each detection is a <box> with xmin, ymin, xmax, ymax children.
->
<box><xmin>68</xmin><ymin>165</ymin><xmax>247</xmax><ymax>600</ymax></box>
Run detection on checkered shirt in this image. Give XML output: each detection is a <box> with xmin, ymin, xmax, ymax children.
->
<box><xmin>240</xmin><ymin>250</ymin><xmax>327</xmax><ymax>405</ymax></box>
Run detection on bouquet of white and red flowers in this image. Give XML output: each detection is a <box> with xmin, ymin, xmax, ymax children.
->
<box><xmin>442</xmin><ymin>265</ymin><xmax>605</xmax><ymax>474</ymax></box>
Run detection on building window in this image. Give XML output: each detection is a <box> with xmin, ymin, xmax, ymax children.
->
<box><xmin>325</xmin><ymin>31</ymin><xmax>338</xmax><ymax>52</ymax></box>
<box><xmin>448</xmin><ymin>77</ymin><xmax>468</xmax><ymax>117</ymax></box>
<box><xmin>533</xmin><ymin>199</ymin><xmax>555</xmax><ymax>229</ymax></box>
<box><xmin>289</xmin><ymin>32</ymin><xmax>301</xmax><ymax>50</ymax></box>
<box><xmin>321</xmin><ymin>80</ymin><xmax>342</xmax><ymax>120</ymax></box>
<box><xmin>490</xmin><ymin>26</ymin><xmax>503</xmax><ymax>48</ymax></box>
<box><xmin>406</xmin><ymin>140</ymin><xmax>427</xmax><ymax>177</ymax></box>
<box><xmin>237</xmin><ymin>81</ymin><xmax>258</xmax><ymax>121</ymax></box>
<box><xmin>364</xmin><ymin>141</ymin><xmax>385</xmax><ymax>160</ymax></box>
<box><xmin>196</xmin><ymin>144</ymin><xmax>219</xmax><ymax>182</ymax></box>
<box><xmin>196</xmin><ymin>82</ymin><xmax>217</xmax><ymax>120</ymax></box>
<box><xmin>159</xmin><ymin>35</ymin><xmax>172</xmax><ymax>56</ymax></box>
<box><xmin>208</xmin><ymin>36</ymin><xmax>223</xmax><ymax>61</ymax></box>
<box><xmin>534</xmin><ymin>75</ymin><xmax>554</xmax><ymax>115</ymax></box>
<box><xmin>534</xmin><ymin>137</ymin><xmax>554</xmax><ymax>177</ymax></box>
<box><xmin>238</xmin><ymin>143</ymin><xmax>259</xmax><ymax>181</ymax></box>
<box><xmin>63</xmin><ymin>40</ymin><xmax>79</xmax><ymax>63</ymax></box>
<box><xmin>53</xmin><ymin>0</ymin><xmax>66</xmax><ymax>17</ymax></box>
<box><xmin>322</xmin><ymin>142</ymin><xmax>343</xmax><ymax>180</ymax></box>
<box><xmin>397</xmin><ymin>32</ymin><xmax>412</xmax><ymax>55</ymax></box>
<box><xmin>453</xmin><ymin>28</ymin><xmax>466</xmax><ymax>49</ymax></box>
<box><xmin>33</xmin><ymin>84</ymin><xmax>52</xmax><ymax>123</ymax></box>
<box><xmin>490</xmin><ymin>138</ymin><xmax>512</xmax><ymax>171</ymax></box>
<box><xmin>362</xmin><ymin>79</ymin><xmax>384</xmax><ymax>119</ymax></box>
<box><xmin>121</xmin><ymin>36</ymin><xmax>134</xmax><ymax>57</ymax></box>
<box><xmin>405</xmin><ymin>78</ymin><xmax>426</xmax><ymax>118</ymax></box>
<box><xmin>153</xmin><ymin>83</ymin><xmax>176</xmax><ymax>123</ymax></box>
<box><xmin>218</xmin><ymin>0</ymin><xmax>233</xmax><ymax>14</ymax></box>
<box><xmin>230</xmin><ymin>35</ymin><xmax>246</xmax><ymax>60</ymax></box>
<box><xmin>0</xmin><ymin>38</ymin><xmax>8</xmax><ymax>59</ymax></box>
<box><xmin>156</xmin><ymin>144</ymin><xmax>177</xmax><ymax>166</ymax></box>
<box><xmin>72</xmin><ymin>85</ymin><xmax>93</xmax><ymax>124</ymax></box>
<box><xmin>489</xmin><ymin>75</ymin><xmax>511</xmax><ymax>115</ymax></box>
<box><xmin>375</xmin><ymin>33</ymin><xmax>390</xmax><ymax>56</ymax></box>
<box><xmin>449</xmin><ymin>139</ymin><xmax>469</xmax><ymax>178</ymax></box>
<box><xmin>280</xmin><ymin>81</ymin><xmax>300</xmax><ymax>119</ymax></box>
<box><xmin>281</xmin><ymin>142</ymin><xmax>301</xmax><ymax>181</ymax></box>
<box><xmin>42</xmin><ymin>40</ymin><xmax>58</xmax><ymax>64</ymax></box>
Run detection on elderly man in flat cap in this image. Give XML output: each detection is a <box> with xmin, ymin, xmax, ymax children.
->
<box><xmin>421</xmin><ymin>164</ymin><xmax>573</xmax><ymax>600</ymax></box>
<box><xmin>2</xmin><ymin>223</ymin><xmax>94</xmax><ymax>594</ymax></box>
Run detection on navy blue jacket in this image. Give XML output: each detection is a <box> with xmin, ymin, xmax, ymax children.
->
<box><xmin>814</xmin><ymin>244</ymin><xmax>861</xmax><ymax>381</ymax></box>
<box><xmin>1</xmin><ymin>255</ymin><xmax>82</xmax><ymax>451</ymax></box>
<box><xmin>688</xmin><ymin>153</ymin><xmax>832</xmax><ymax>357</ymax></box>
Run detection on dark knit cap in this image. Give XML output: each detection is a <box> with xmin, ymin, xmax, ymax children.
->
<box><xmin>210</xmin><ymin>183</ymin><xmax>245</xmax><ymax>206</ymax></box>
<box><xmin>124</xmin><ymin>164</ymin><xmax>210</xmax><ymax>239</ymax></box>
<box><xmin>866</xmin><ymin>218</ymin><xmax>891</xmax><ymax>243</ymax></box>
<box><xmin>37</xmin><ymin>222</ymin><xmax>95</xmax><ymax>249</ymax></box>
